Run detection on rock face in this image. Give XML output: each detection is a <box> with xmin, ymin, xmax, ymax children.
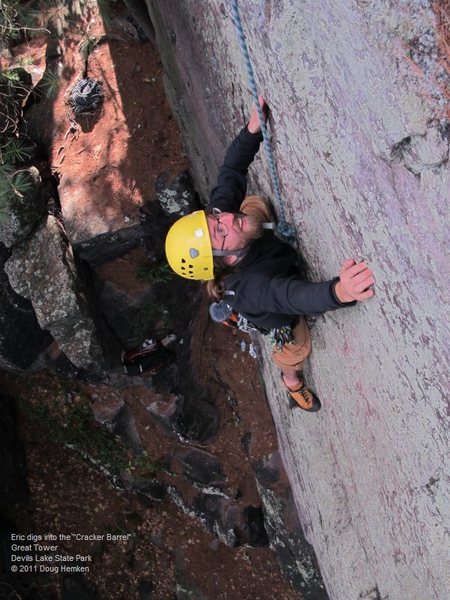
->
<box><xmin>0</xmin><ymin>167</ymin><xmax>47</xmax><ymax>248</ymax></box>
<box><xmin>0</xmin><ymin>244</ymin><xmax>53</xmax><ymax>373</ymax></box>
<box><xmin>144</xmin><ymin>2</ymin><xmax>449</xmax><ymax>599</ymax></box>
<box><xmin>4</xmin><ymin>215</ymin><xmax>104</xmax><ymax>371</ymax></box>
<box><xmin>254</xmin><ymin>451</ymin><xmax>327</xmax><ymax>599</ymax></box>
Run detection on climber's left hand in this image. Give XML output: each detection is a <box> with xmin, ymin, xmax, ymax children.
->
<box><xmin>334</xmin><ymin>259</ymin><xmax>375</xmax><ymax>303</ymax></box>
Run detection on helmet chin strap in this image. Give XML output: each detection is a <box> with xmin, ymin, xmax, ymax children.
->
<box><xmin>212</xmin><ymin>248</ymin><xmax>247</xmax><ymax>257</ymax></box>
<box><xmin>212</xmin><ymin>222</ymin><xmax>275</xmax><ymax>257</ymax></box>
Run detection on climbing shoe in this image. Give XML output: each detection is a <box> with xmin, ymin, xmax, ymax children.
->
<box><xmin>281</xmin><ymin>376</ymin><xmax>321</xmax><ymax>412</ymax></box>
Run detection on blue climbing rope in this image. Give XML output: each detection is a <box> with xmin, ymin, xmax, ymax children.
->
<box><xmin>230</xmin><ymin>0</ymin><xmax>295</xmax><ymax>243</ymax></box>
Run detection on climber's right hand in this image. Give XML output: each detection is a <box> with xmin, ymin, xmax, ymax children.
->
<box><xmin>248</xmin><ymin>95</ymin><xmax>268</xmax><ymax>134</ymax></box>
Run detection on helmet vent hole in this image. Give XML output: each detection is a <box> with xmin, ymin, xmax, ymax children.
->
<box><xmin>181</xmin><ymin>258</ymin><xmax>186</xmax><ymax>263</ymax></box>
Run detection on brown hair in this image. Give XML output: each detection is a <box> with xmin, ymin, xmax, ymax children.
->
<box><xmin>205</xmin><ymin>257</ymin><xmax>233</xmax><ymax>301</ymax></box>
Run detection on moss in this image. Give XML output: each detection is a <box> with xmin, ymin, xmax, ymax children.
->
<box><xmin>125</xmin><ymin>450</ymin><xmax>165</xmax><ymax>478</ymax></box>
<box><xmin>22</xmin><ymin>396</ymin><xmax>127</xmax><ymax>469</ymax></box>
<box><xmin>20</xmin><ymin>394</ymin><xmax>161</xmax><ymax>477</ymax></box>
<box><xmin>135</xmin><ymin>261</ymin><xmax>173</xmax><ymax>283</ymax></box>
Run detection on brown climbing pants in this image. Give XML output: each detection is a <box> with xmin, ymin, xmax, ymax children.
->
<box><xmin>271</xmin><ymin>317</ymin><xmax>312</xmax><ymax>372</ymax></box>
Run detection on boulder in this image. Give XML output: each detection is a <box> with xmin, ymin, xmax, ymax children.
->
<box><xmin>9</xmin><ymin>38</ymin><xmax>47</xmax><ymax>88</ymax></box>
<box><xmin>4</xmin><ymin>215</ymin><xmax>104</xmax><ymax>371</ymax></box>
<box><xmin>254</xmin><ymin>451</ymin><xmax>327</xmax><ymax>599</ymax></box>
<box><xmin>123</xmin><ymin>0</ymin><xmax>156</xmax><ymax>45</ymax></box>
<box><xmin>0</xmin><ymin>244</ymin><xmax>53</xmax><ymax>373</ymax></box>
<box><xmin>174</xmin><ymin>448</ymin><xmax>226</xmax><ymax>487</ymax></box>
<box><xmin>147</xmin><ymin>389</ymin><xmax>219</xmax><ymax>442</ymax></box>
<box><xmin>112</xmin><ymin>403</ymin><xmax>144</xmax><ymax>454</ymax></box>
<box><xmin>120</xmin><ymin>474</ymin><xmax>166</xmax><ymax>503</ymax></box>
<box><xmin>75</xmin><ymin>224</ymin><xmax>144</xmax><ymax>267</ymax></box>
<box><xmin>155</xmin><ymin>170</ymin><xmax>198</xmax><ymax>216</ymax></box>
<box><xmin>168</xmin><ymin>486</ymin><xmax>268</xmax><ymax>548</ymax></box>
<box><xmin>92</xmin><ymin>276</ymin><xmax>164</xmax><ymax>349</ymax></box>
<box><xmin>0</xmin><ymin>167</ymin><xmax>47</xmax><ymax>248</ymax></box>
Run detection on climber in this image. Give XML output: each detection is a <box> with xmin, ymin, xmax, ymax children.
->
<box><xmin>165</xmin><ymin>97</ymin><xmax>375</xmax><ymax>412</ymax></box>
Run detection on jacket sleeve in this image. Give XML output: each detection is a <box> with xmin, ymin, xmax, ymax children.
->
<box><xmin>208</xmin><ymin>126</ymin><xmax>263</xmax><ymax>212</ymax></box>
<box><xmin>255</xmin><ymin>275</ymin><xmax>356</xmax><ymax>315</ymax></box>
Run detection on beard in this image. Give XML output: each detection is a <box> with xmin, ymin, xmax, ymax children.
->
<box><xmin>211</xmin><ymin>212</ymin><xmax>266</xmax><ymax>270</ymax></box>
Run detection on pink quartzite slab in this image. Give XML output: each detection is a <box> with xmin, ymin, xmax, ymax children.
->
<box><xmin>146</xmin><ymin>0</ymin><xmax>450</xmax><ymax>598</ymax></box>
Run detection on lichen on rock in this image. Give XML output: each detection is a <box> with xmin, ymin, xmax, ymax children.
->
<box><xmin>4</xmin><ymin>215</ymin><xmax>103</xmax><ymax>370</ymax></box>
<box><xmin>0</xmin><ymin>167</ymin><xmax>47</xmax><ymax>248</ymax></box>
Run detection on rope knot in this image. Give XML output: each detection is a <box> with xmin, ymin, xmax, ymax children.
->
<box><xmin>276</xmin><ymin>220</ymin><xmax>296</xmax><ymax>244</ymax></box>
<box><xmin>69</xmin><ymin>78</ymin><xmax>104</xmax><ymax>116</ymax></box>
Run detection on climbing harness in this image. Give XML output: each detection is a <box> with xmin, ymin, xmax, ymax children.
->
<box><xmin>209</xmin><ymin>297</ymin><xmax>297</xmax><ymax>353</ymax></box>
<box><xmin>209</xmin><ymin>291</ymin><xmax>263</xmax><ymax>334</ymax></box>
<box><xmin>69</xmin><ymin>78</ymin><xmax>104</xmax><ymax>116</ymax></box>
<box><xmin>209</xmin><ymin>300</ymin><xmax>261</xmax><ymax>334</ymax></box>
<box><xmin>269</xmin><ymin>324</ymin><xmax>295</xmax><ymax>351</ymax></box>
<box><xmin>230</xmin><ymin>0</ymin><xmax>295</xmax><ymax>244</ymax></box>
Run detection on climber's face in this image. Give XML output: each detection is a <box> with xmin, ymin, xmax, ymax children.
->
<box><xmin>206</xmin><ymin>210</ymin><xmax>263</xmax><ymax>253</ymax></box>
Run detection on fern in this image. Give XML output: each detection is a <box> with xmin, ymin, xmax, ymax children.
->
<box><xmin>17</xmin><ymin>55</ymin><xmax>35</xmax><ymax>68</ymax></box>
<box><xmin>0</xmin><ymin>137</ymin><xmax>34</xmax><ymax>164</ymax></box>
<box><xmin>79</xmin><ymin>35</ymin><xmax>100</xmax><ymax>61</ymax></box>
<box><xmin>0</xmin><ymin>164</ymin><xmax>34</xmax><ymax>223</ymax></box>
<box><xmin>0</xmin><ymin>164</ymin><xmax>14</xmax><ymax>220</ymax></box>
<box><xmin>136</xmin><ymin>262</ymin><xmax>174</xmax><ymax>284</ymax></box>
<box><xmin>0</xmin><ymin>198</ymin><xmax>6</xmax><ymax>221</ymax></box>
<box><xmin>0</xmin><ymin>166</ymin><xmax>34</xmax><ymax>205</ymax></box>
<box><xmin>10</xmin><ymin>170</ymin><xmax>34</xmax><ymax>199</ymax></box>
<box><xmin>34</xmin><ymin>3</ymin><xmax>69</xmax><ymax>36</ymax></box>
<box><xmin>0</xmin><ymin>1</ymin><xmax>100</xmax><ymax>44</ymax></box>
<box><xmin>0</xmin><ymin>1</ymin><xmax>51</xmax><ymax>44</ymax></box>
<box><xmin>0</xmin><ymin>163</ymin><xmax>35</xmax><ymax>225</ymax></box>
<box><xmin>0</xmin><ymin>162</ymin><xmax>14</xmax><ymax>176</ymax></box>
<box><xmin>0</xmin><ymin>163</ymin><xmax>12</xmax><ymax>216</ymax></box>
<box><xmin>0</xmin><ymin>0</ymin><xmax>23</xmax><ymax>45</ymax></box>
<box><xmin>2</xmin><ymin>69</ymin><xmax>20</xmax><ymax>83</ymax></box>
<box><xmin>40</xmin><ymin>69</ymin><xmax>60</xmax><ymax>99</ymax></box>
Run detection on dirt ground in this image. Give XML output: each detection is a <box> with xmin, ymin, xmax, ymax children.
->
<box><xmin>1</xmin><ymin>3</ymin><xmax>301</xmax><ymax>599</ymax></box>
<box><xmin>1</xmin><ymin>318</ymin><xmax>294</xmax><ymax>599</ymax></box>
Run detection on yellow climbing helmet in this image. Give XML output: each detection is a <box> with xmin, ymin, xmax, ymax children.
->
<box><xmin>165</xmin><ymin>210</ymin><xmax>214</xmax><ymax>280</ymax></box>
